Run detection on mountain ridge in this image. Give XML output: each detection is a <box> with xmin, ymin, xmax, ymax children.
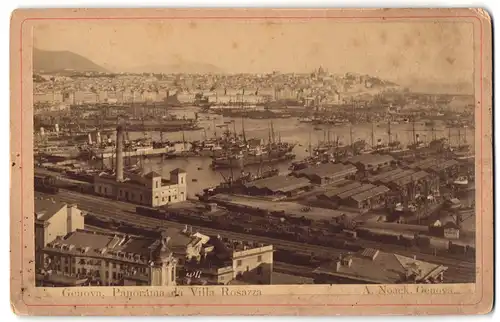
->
<box><xmin>33</xmin><ymin>48</ymin><xmax>108</xmax><ymax>73</ymax></box>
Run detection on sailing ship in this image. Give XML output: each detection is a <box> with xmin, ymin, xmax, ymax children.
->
<box><xmin>210</xmin><ymin>120</ymin><xmax>296</xmax><ymax>169</ymax></box>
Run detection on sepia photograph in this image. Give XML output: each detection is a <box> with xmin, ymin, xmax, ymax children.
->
<box><xmin>10</xmin><ymin>8</ymin><xmax>493</xmax><ymax>316</ymax></box>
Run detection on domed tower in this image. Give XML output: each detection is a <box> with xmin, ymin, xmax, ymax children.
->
<box><xmin>149</xmin><ymin>232</ymin><xmax>178</xmax><ymax>286</ymax></box>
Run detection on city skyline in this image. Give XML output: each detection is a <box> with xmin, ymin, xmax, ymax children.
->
<box><xmin>34</xmin><ymin>20</ymin><xmax>474</xmax><ymax>92</ymax></box>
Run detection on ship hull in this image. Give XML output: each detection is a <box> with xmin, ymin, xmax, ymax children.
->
<box><xmin>211</xmin><ymin>153</ymin><xmax>295</xmax><ymax>169</ymax></box>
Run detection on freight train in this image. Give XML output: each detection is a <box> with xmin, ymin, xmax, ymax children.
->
<box><xmin>34</xmin><ymin>174</ymin><xmax>59</xmax><ymax>194</ymax></box>
<box><xmin>135</xmin><ymin>205</ymin><xmax>363</xmax><ymax>250</ymax></box>
<box><xmin>134</xmin><ymin>205</ymin><xmax>475</xmax><ymax>261</ymax></box>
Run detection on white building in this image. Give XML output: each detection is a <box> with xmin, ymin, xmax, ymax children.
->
<box><xmin>93</xmin><ymin>168</ymin><xmax>187</xmax><ymax>207</ymax></box>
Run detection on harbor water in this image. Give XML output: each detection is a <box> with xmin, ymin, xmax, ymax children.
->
<box><xmin>102</xmin><ymin>107</ymin><xmax>475</xmax><ymax>197</ymax></box>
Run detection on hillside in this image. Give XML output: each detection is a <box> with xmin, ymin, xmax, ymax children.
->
<box><xmin>33</xmin><ymin>48</ymin><xmax>108</xmax><ymax>73</ymax></box>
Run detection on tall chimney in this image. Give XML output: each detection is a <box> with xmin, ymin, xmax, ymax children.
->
<box><xmin>116</xmin><ymin>125</ymin><xmax>124</xmax><ymax>182</ymax></box>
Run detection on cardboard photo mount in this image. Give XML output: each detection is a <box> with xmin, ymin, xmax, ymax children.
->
<box><xmin>9</xmin><ymin>8</ymin><xmax>493</xmax><ymax>316</ymax></box>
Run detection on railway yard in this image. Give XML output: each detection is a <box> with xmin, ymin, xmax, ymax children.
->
<box><xmin>37</xmin><ymin>188</ymin><xmax>476</xmax><ymax>284</ymax></box>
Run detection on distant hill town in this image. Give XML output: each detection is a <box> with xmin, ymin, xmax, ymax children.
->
<box><xmin>33</xmin><ymin>49</ymin><xmax>472</xmax><ymax>96</ymax></box>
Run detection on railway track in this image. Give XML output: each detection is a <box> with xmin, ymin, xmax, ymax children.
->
<box><xmin>37</xmin><ymin>190</ymin><xmax>476</xmax><ymax>282</ymax></box>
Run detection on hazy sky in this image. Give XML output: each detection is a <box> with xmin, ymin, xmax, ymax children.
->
<box><xmin>34</xmin><ymin>20</ymin><xmax>474</xmax><ymax>86</ymax></box>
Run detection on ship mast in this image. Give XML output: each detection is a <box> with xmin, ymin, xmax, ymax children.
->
<box><xmin>387</xmin><ymin>119</ymin><xmax>392</xmax><ymax>145</ymax></box>
<box><xmin>182</xmin><ymin>130</ymin><xmax>186</xmax><ymax>151</ymax></box>
<box><xmin>268</xmin><ymin>124</ymin><xmax>272</xmax><ymax>150</ymax></box>
<box><xmin>412</xmin><ymin>119</ymin><xmax>416</xmax><ymax>145</ymax></box>
<box><xmin>308</xmin><ymin>130</ymin><xmax>312</xmax><ymax>158</ymax></box>
<box><xmin>270</xmin><ymin>120</ymin><xmax>275</xmax><ymax>144</ymax></box>
<box><xmin>213</xmin><ymin>119</ymin><xmax>217</xmax><ymax>138</ymax></box>
<box><xmin>349</xmin><ymin>125</ymin><xmax>353</xmax><ymax>147</ymax></box>
<box><xmin>371</xmin><ymin>122</ymin><xmax>375</xmax><ymax>148</ymax></box>
<box><xmin>241</xmin><ymin>116</ymin><xmax>246</xmax><ymax>144</ymax></box>
<box><xmin>457</xmin><ymin>127</ymin><xmax>461</xmax><ymax>149</ymax></box>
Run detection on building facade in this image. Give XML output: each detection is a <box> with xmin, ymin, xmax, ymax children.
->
<box><xmin>35</xmin><ymin>197</ymin><xmax>85</xmax><ymax>270</ymax></box>
<box><xmin>37</xmin><ymin>229</ymin><xmax>202</xmax><ymax>287</ymax></box>
<box><xmin>94</xmin><ymin>169</ymin><xmax>187</xmax><ymax>207</ymax></box>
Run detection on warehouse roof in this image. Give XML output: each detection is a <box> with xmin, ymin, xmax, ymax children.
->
<box><xmin>320</xmin><ymin>182</ymin><xmax>363</xmax><ymax>199</ymax></box>
<box><xmin>337</xmin><ymin>184</ymin><xmax>376</xmax><ymax>200</ymax></box>
<box><xmin>407</xmin><ymin>158</ymin><xmax>440</xmax><ymax>170</ymax></box>
<box><xmin>349</xmin><ymin>185</ymin><xmax>390</xmax><ymax>203</ymax></box>
<box><xmin>244</xmin><ymin>175</ymin><xmax>311</xmax><ymax>193</ymax></box>
<box><xmin>379</xmin><ymin>169</ymin><xmax>416</xmax><ymax>184</ymax></box>
<box><xmin>365</xmin><ymin>168</ymin><xmax>405</xmax><ymax>183</ymax></box>
<box><xmin>391</xmin><ymin>171</ymin><xmax>430</xmax><ymax>188</ymax></box>
<box><xmin>294</xmin><ymin>163</ymin><xmax>357</xmax><ymax>180</ymax></box>
<box><xmin>432</xmin><ymin>159</ymin><xmax>459</xmax><ymax>172</ymax></box>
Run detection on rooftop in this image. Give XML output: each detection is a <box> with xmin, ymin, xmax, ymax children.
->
<box><xmin>379</xmin><ymin>169</ymin><xmax>416</xmax><ymax>184</ymax></box>
<box><xmin>319</xmin><ymin>182</ymin><xmax>362</xmax><ymax>199</ymax></box>
<box><xmin>294</xmin><ymin>163</ymin><xmax>358</xmax><ymax>179</ymax></box>
<box><xmin>43</xmin><ymin>228</ymin><xmax>201</xmax><ymax>264</ymax></box>
<box><xmin>391</xmin><ymin>171</ymin><xmax>430</xmax><ymax>188</ymax></box>
<box><xmin>144</xmin><ymin>171</ymin><xmax>162</xmax><ymax>178</ymax></box>
<box><xmin>433</xmin><ymin>159</ymin><xmax>459</xmax><ymax>172</ymax></box>
<box><xmin>244</xmin><ymin>175</ymin><xmax>311</xmax><ymax>193</ymax></box>
<box><xmin>349</xmin><ymin>185</ymin><xmax>390</xmax><ymax>203</ymax></box>
<box><xmin>170</xmin><ymin>168</ymin><xmax>187</xmax><ymax>175</ymax></box>
<box><xmin>34</xmin><ymin>197</ymin><xmax>67</xmax><ymax>222</ymax></box>
<box><xmin>337</xmin><ymin>184</ymin><xmax>376</xmax><ymax>200</ymax></box>
<box><xmin>365</xmin><ymin>168</ymin><xmax>405</xmax><ymax>183</ymax></box>
<box><xmin>314</xmin><ymin>248</ymin><xmax>448</xmax><ymax>284</ymax></box>
<box><xmin>271</xmin><ymin>272</ymin><xmax>314</xmax><ymax>285</ymax></box>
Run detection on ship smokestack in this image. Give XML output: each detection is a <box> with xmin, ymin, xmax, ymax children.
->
<box><xmin>116</xmin><ymin>125</ymin><xmax>124</xmax><ymax>182</ymax></box>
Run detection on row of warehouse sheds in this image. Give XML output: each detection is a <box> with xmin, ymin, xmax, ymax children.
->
<box><xmin>242</xmin><ymin>154</ymin><xmax>461</xmax><ymax>209</ymax></box>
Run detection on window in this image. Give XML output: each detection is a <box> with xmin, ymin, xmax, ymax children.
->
<box><xmin>65</xmin><ymin>267</ymin><xmax>69</xmax><ymax>273</ymax></box>
<box><xmin>140</xmin><ymin>194</ymin><xmax>143</xmax><ymax>202</ymax></box>
<box><xmin>104</xmin><ymin>188</ymin><xmax>107</xmax><ymax>194</ymax></box>
<box><xmin>257</xmin><ymin>255</ymin><xmax>262</xmax><ymax>262</ymax></box>
<box><xmin>105</xmin><ymin>271</ymin><xmax>109</xmax><ymax>279</ymax></box>
<box><xmin>72</xmin><ymin>267</ymin><xmax>75</xmax><ymax>274</ymax></box>
<box><xmin>181</xmin><ymin>177</ymin><xmax>184</xmax><ymax>184</ymax></box>
<box><xmin>171</xmin><ymin>267</ymin><xmax>175</xmax><ymax>282</ymax></box>
<box><xmin>112</xmin><ymin>272</ymin><xmax>117</xmax><ymax>280</ymax></box>
<box><xmin>168</xmin><ymin>196</ymin><xmax>171</xmax><ymax>202</ymax></box>
<box><xmin>257</xmin><ymin>266</ymin><xmax>263</xmax><ymax>275</ymax></box>
<box><xmin>156</xmin><ymin>181</ymin><xmax>159</xmax><ymax>189</ymax></box>
<box><xmin>112</xmin><ymin>263</ymin><xmax>116</xmax><ymax>269</ymax></box>
<box><xmin>237</xmin><ymin>260</ymin><xmax>242</xmax><ymax>267</ymax></box>
<box><xmin>120</xmin><ymin>190</ymin><xmax>123</xmax><ymax>196</ymax></box>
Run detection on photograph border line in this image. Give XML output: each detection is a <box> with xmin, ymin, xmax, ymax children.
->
<box><xmin>18</xmin><ymin>13</ymin><xmax>486</xmax><ymax>308</ymax></box>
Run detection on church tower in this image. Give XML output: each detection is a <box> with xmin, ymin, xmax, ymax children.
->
<box><xmin>149</xmin><ymin>232</ymin><xmax>178</xmax><ymax>286</ymax></box>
